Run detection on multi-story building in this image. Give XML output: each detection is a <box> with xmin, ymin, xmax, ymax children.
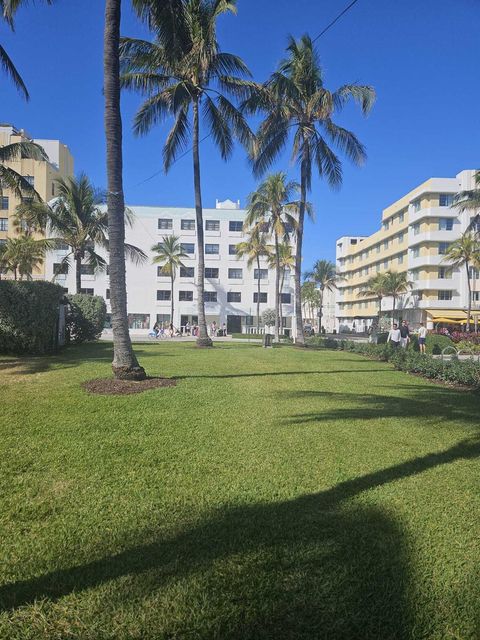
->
<box><xmin>336</xmin><ymin>170</ymin><xmax>479</xmax><ymax>332</ymax></box>
<box><xmin>0</xmin><ymin>124</ymin><xmax>74</xmax><ymax>278</ymax></box>
<box><xmin>46</xmin><ymin>199</ymin><xmax>296</xmax><ymax>336</ymax></box>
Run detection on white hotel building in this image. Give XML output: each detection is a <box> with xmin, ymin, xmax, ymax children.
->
<box><xmin>46</xmin><ymin>199</ymin><xmax>296</xmax><ymax>336</ymax></box>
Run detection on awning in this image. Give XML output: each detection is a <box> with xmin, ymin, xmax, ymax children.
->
<box><xmin>426</xmin><ymin>310</ymin><xmax>467</xmax><ymax>321</ymax></box>
<box><xmin>432</xmin><ymin>317</ymin><xmax>466</xmax><ymax>324</ymax></box>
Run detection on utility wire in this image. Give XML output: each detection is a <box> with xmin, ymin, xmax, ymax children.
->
<box><xmin>130</xmin><ymin>0</ymin><xmax>361</xmax><ymax>189</ymax></box>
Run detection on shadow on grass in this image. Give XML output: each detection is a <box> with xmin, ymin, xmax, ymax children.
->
<box><xmin>1</xmin><ymin>437</ymin><xmax>479</xmax><ymax>637</ymax></box>
<box><xmin>174</xmin><ymin>369</ymin><xmax>389</xmax><ymax>380</ymax></box>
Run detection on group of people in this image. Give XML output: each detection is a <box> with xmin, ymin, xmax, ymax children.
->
<box><xmin>150</xmin><ymin>320</ymin><xmax>228</xmax><ymax>339</ymax></box>
<box><xmin>387</xmin><ymin>320</ymin><xmax>428</xmax><ymax>353</ymax></box>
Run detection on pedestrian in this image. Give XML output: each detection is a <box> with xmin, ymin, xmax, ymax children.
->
<box><xmin>400</xmin><ymin>320</ymin><xmax>410</xmax><ymax>348</ymax></box>
<box><xmin>387</xmin><ymin>323</ymin><xmax>401</xmax><ymax>348</ymax></box>
<box><xmin>152</xmin><ymin>321</ymin><xmax>160</xmax><ymax>338</ymax></box>
<box><xmin>418</xmin><ymin>322</ymin><xmax>427</xmax><ymax>354</ymax></box>
<box><xmin>211</xmin><ymin>320</ymin><xmax>217</xmax><ymax>337</ymax></box>
<box><xmin>185</xmin><ymin>321</ymin><xmax>191</xmax><ymax>336</ymax></box>
<box><xmin>169</xmin><ymin>321</ymin><xmax>174</xmax><ymax>338</ymax></box>
<box><xmin>222</xmin><ymin>322</ymin><xmax>227</xmax><ymax>337</ymax></box>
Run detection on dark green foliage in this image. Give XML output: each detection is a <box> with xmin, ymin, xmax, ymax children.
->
<box><xmin>426</xmin><ymin>333</ymin><xmax>453</xmax><ymax>354</ymax></box>
<box><xmin>66</xmin><ymin>294</ymin><xmax>106</xmax><ymax>344</ymax></box>
<box><xmin>0</xmin><ymin>280</ymin><xmax>64</xmax><ymax>354</ymax></box>
<box><xmin>376</xmin><ymin>332</ymin><xmax>389</xmax><ymax>344</ymax></box>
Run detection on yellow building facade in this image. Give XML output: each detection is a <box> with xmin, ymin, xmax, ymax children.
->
<box><xmin>336</xmin><ymin>170</ymin><xmax>479</xmax><ymax>332</ymax></box>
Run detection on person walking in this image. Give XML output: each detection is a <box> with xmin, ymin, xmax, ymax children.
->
<box><xmin>418</xmin><ymin>323</ymin><xmax>427</xmax><ymax>354</ymax></box>
<box><xmin>400</xmin><ymin>320</ymin><xmax>410</xmax><ymax>349</ymax></box>
<box><xmin>152</xmin><ymin>321</ymin><xmax>160</xmax><ymax>338</ymax></box>
<box><xmin>387</xmin><ymin>323</ymin><xmax>401</xmax><ymax>348</ymax></box>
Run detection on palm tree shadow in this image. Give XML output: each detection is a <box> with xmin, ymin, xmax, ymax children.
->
<box><xmin>1</xmin><ymin>437</ymin><xmax>479</xmax><ymax>637</ymax></box>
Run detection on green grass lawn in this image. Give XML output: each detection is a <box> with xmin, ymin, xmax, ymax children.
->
<box><xmin>0</xmin><ymin>342</ymin><xmax>479</xmax><ymax>639</ymax></box>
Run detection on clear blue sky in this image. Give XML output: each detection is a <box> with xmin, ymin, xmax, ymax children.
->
<box><xmin>2</xmin><ymin>0</ymin><xmax>479</xmax><ymax>268</ymax></box>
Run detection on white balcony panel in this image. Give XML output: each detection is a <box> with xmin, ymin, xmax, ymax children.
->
<box><xmin>408</xmin><ymin>206</ymin><xmax>458</xmax><ymax>224</ymax></box>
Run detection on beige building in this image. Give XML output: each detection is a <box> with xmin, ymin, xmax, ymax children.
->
<box><xmin>0</xmin><ymin>124</ymin><xmax>74</xmax><ymax>278</ymax></box>
<box><xmin>336</xmin><ymin>170</ymin><xmax>479</xmax><ymax>332</ymax></box>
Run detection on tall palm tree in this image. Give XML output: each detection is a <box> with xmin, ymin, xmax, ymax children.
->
<box><xmin>151</xmin><ymin>234</ymin><xmax>187</xmax><ymax>327</ymax></box>
<box><xmin>304</xmin><ymin>259</ymin><xmax>339</xmax><ymax>333</ymax></box>
<box><xmin>301</xmin><ymin>279</ymin><xmax>320</xmax><ymax>327</ymax></box>
<box><xmin>120</xmin><ymin>0</ymin><xmax>253</xmax><ymax>347</ymax></box>
<box><xmin>268</xmin><ymin>241</ymin><xmax>294</xmax><ymax>333</ymax></box>
<box><xmin>244</xmin><ymin>34</ymin><xmax>375</xmax><ymax>346</ymax></box>
<box><xmin>15</xmin><ymin>174</ymin><xmax>146</xmax><ymax>293</ymax></box>
<box><xmin>454</xmin><ymin>170</ymin><xmax>480</xmax><ymax>234</ymax></box>
<box><xmin>0</xmin><ymin>234</ymin><xmax>51</xmax><ymax>280</ymax></box>
<box><xmin>382</xmin><ymin>270</ymin><xmax>412</xmax><ymax>324</ymax></box>
<box><xmin>443</xmin><ymin>232</ymin><xmax>480</xmax><ymax>331</ymax></box>
<box><xmin>244</xmin><ymin>172</ymin><xmax>298</xmax><ymax>341</ymax></box>
<box><xmin>1</xmin><ymin>0</ymin><xmax>53</xmax><ymax>99</ymax></box>
<box><xmin>358</xmin><ymin>273</ymin><xmax>387</xmax><ymax>329</ymax></box>
<box><xmin>236</xmin><ymin>228</ymin><xmax>270</xmax><ymax>332</ymax></box>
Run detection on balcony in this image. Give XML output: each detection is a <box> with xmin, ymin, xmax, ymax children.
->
<box><xmin>408</xmin><ymin>206</ymin><xmax>458</xmax><ymax>225</ymax></box>
<box><xmin>408</xmin><ymin>254</ymin><xmax>445</xmax><ymax>270</ymax></box>
<box><xmin>408</xmin><ymin>229</ymin><xmax>456</xmax><ymax>246</ymax></box>
<box><xmin>411</xmin><ymin>278</ymin><xmax>458</xmax><ymax>291</ymax></box>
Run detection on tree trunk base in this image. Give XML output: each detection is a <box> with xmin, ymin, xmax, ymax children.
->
<box><xmin>112</xmin><ymin>365</ymin><xmax>147</xmax><ymax>381</ymax></box>
<box><xmin>196</xmin><ymin>336</ymin><xmax>213</xmax><ymax>348</ymax></box>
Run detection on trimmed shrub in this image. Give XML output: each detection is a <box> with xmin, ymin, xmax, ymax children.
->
<box><xmin>66</xmin><ymin>294</ymin><xmax>106</xmax><ymax>343</ymax></box>
<box><xmin>425</xmin><ymin>333</ymin><xmax>453</xmax><ymax>355</ymax></box>
<box><xmin>0</xmin><ymin>280</ymin><xmax>65</xmax><ymax>355</ymax></box>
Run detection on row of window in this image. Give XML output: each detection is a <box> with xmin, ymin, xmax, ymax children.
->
<box><xmin>411</xmin><ymin>193</ymin><xmax>454</xmax><ymax>213</ymax></box>
<box><xmin>411</xmin><ymin>218</ymin><xmax>454</xmax><ymax>235</ymax></box>
<box><xmin>158</xmin><ymin>265</ymin><xmax>269</xmax><ymax>280</ymax></box>
<box><xmin>53</xmin><ymin>263</ymin><xmax>95</xmax><ymax>275</ymax></box>
<box><xmin>159</xmin><ymin>219</ymin><xmax>244</xmax><ymax>232</ymax></box>
<box><xmin>156</xmin><ymin>290</ymin><xmax>291</xmax><ymax>304</ymax></box>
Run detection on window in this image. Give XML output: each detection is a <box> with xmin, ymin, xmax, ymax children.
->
<box><xmin>399</xmin><ymin>212</ymin><xmax>405</xmax><ymax>223</ymax></box>
<box><xmin>438</xmin><ymin>290</ymin><xmax>453</xmax><ymax>301</ymax></box>
<box><xmin>206</xmin><ymin>220</ymin><xmax>219</xmax><ymax>231</ymax></box>
<box><xmin>469</xmin><ymin>267</ymin><xmax>480</xmax><ymax>279</ymax></box>
<box><xmin>106</xmin><ymin>289</ymin><xmax>110</xmax><ymax>299</ymax></box>
<box><xmin>80</xmin><ymin>288</ymin><xmax>94</xmax><ymax>295</ymax></box>
<box><xmin>158</xmin><ymin>218</ymin><xmax>172</xmax><ymax>229</ymax></box>
<box><xmin>351</xmin><ymin>238</ymin><xmax>358</xmax><ymax>244</ymax></box>
<box><xmin>398</xmin><ymin>254</ymin><xmax>403</xmax><ymax>265</ymax></box>
<box><xmin>412</xmin><ymin>199</ymin><xmax>421</xmax><ymax>212</ymax></box>
<box><xmin>438</xmin><ymin>242</ymin><xmax>450</xmax><ymax>255</ymax></box>
<box><xmin>80</xmin><ymin>264</ymin><xmax>95</xmax><ymax>275</ymax></box>
<box><xmin>281</xmin><ymin>293</ymin><xmax>291</xmax><ymax>304</ymax></box>
<box><xmin>0</xmin><ymin>218</ymin><xmax>8</xmax><ymax>231</ymax></box>
<box><xmin>413</xmin><ymin>223</ymin><xmax>420</xmax><ymax>235</ymax></box>
<box><xmin>181</xmin><ymin>243</ymin><xmax>195</xmax><ymax>254</ymax></box>
<box><xmin>204</xmin><ymin>291</ymin><xmax>217</xmax><ymax>302</ymax></box>
<box><xmin>228</xmin><ymin>268</ymin><xmax>243</xmax><ymax>279</ymax></box>
<box><xmin>438</xmin><ymin>267</ymin><xmax>452</xmax><ymax>279</ymax></box>
<box><xmin>471</xmin><ymin>292</ymin><xmax>480</xmax><ymax>302</ymax></box>
<box><xmin>412</xmin><ymin>247</ymin><xmax>420</xmax><ymax>258</ymax></box>
<box><xmin>229</xmin><ymin>244</ymin><xmax>237</xmax><ymax>255</ymax></box>
<box><xmin>205</xmin><ymin>243</ymin><xmax>219</xmax><ymax>254</ymax></box>
<box><xmin>229</xmin><ymin>220</ymin><xmax>243</xmax><ymax>232</ymax></box>
<box><xmin>24</xmin><ymin>175</ymin><xmax>34</xmax><ymax>187</ymax></box>
<box><xmin>383</xmin><ymin>260</ymin><xmax>389</xmax><ymax>269</ymax></box>
<box><xmin>284</xmin><ymin>223</ymin><xmax>294</xmax><ymax>234</ymax></box>
<box><xmin>439</xmin><ymin>193</ymin><xmax>454</xmax><ymax>207</ymax></box>
<box><xmin>376</xmin><ymin>245</ymin><xmax>381</xmax><ymax>254</ymax></box>
<box><xmin>56</xmin><ymin>243</ymin><xmax>69</xmax><ymax>251</ymax></box>
<box><xmin>156</xmin><ymin>313</ymin><xmax>171</xmax><ymax>324</ymax></box>
<box><xmin>157</xmin><ymin>265</ymin><xmax>170</xmax><ymax>277</ymax></box>
<box><xmin>253</xmin><ymin>292</ymin><xmax>268</xmax><ymax>303</ymax></box>
<box><xmin>181</xmin><ymin>219</ymin><xmax>195</xmax><ymax>230</ymax></box>
<box><xmin>157</xmin><ymin>290</ymin><xmax>171</xmax><ymax>301</ymax></box>
<box><xmin>254</xmin><ymin>268</ymin><xmax>268</xmax><ymax>280</ymax></box>
<box><xmin>384</xmin><ymin>240</ymin><xmax>389</xmax><ymax>249</ymax></box>
<box><xmin>53</xmin><ymin>262</ymin><xmax>69</xmax><ymax>275</ymax></box>
<box><xmin>438</xmin><ymin>218</ymin><xmax>453</xmax><ymax>231</ymax></box>
<box><xmin>128</xmin><ymin>313</ymin><xmax>150</xmax><ymax>329</ymax></box>
<box><xmin>227</xmin><ymin>292</ymin><xmax>241</xmax><ymax>302</ymax></box>
<box><xmin>383</xmin><ymin>221</ymin><xmax>390</xmax><ymax>231</ymax></box>
<box><xmin>180</xmin><ymin>266</ymin><xmax>194</xmax><ymax>278</ymax></box>
<box><xmin>0</xmin><ymin>197</ymin><xmax>8</xmax><ymax>210</ymax></box>
<box><xmin>179</xmin><ymin>290</ymin><xmax>193</xmax><ymax>301</ymax></box>
<box><xmin>398</xmin><ymin>233</ymin><xmax>404</xmax><ymax>243</ymax></box>
<box><xmin>205</xmin><ymin>267</ymin><xmax>219</xmax><ymax>278</ymax></box>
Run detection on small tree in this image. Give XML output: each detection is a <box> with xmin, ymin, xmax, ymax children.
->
<box><xmin>262</xmin><ymin>308</ymin><xmax>276</xmax><ymax>330</ymax></box>
<box><xmin>151</xmin><ymin>235</ymin><xmax>188</xmax><ymax>328</ymax></box>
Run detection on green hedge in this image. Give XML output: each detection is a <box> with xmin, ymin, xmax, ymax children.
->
<box><xmin>66</xmin><ymin>294</ymin><xmax>106</xmax><ymax>343</ymax></box>
<box><xmin>0</xmin><ymin>280</ymin><xmax>65</xmax><ymax>355</ymax></box>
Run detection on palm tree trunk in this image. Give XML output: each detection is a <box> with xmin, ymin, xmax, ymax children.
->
<box><xmin>466</xmin><ymin>261</ymin><xmax>472</xmax><ymax>332</ymax></box>
<box><xmin>378</xmin><ymin>296</ymin><xmax>382</xmax><ymax>329</ymax></box>
<box><xmin>171</xmin><ymin>271</ymin><xmax>175</xmax><ymax>329</ymax></box>
<box><xmin>75</xmin><ymin>253</ymin><xmax>82</xmax><ymax>294</ymax></box>
<box><xmin>192</xmin><ymin>96</ymin><xmax>212</xmax><ymax>347</ymax></box>
<box><xmin>279</xmin><ymin>268</ymin><xmax>285</xmax><ymax>335</ymax></box>
<box><xmin>256</xmin><ymin>254</ymin><xmax>261</xmax><ymax>332</ymax></box>
<box><xmin>274</xmin><ymin>231</ymin><xmax>280</xmax><ymax>342</ymax></box>
<box><xmin>392</xmin><ymin>295</ymin><xmax>396</xmax><ymax>326</ymax></box>
<box><xmin>104</xmin><ymin>0</ymin><xmax>146</xmax><ymax>380</ymax></box>
<box><xmin>294</xmin><ymin>162</ymin><xmax>307</xmax><ymax>345</ymax></box>
<box><xmin>318</xmin><ymin>290</ymin><xmax>323</xmax><ymax>333</ymax></box>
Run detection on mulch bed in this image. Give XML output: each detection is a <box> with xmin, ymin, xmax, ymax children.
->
<box><xmin>82</xmin><ymin>377</ymin><xmax>177</xmax><ymax>396</ymax></box>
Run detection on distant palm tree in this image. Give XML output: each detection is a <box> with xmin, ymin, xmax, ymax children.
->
<box><xmin>454</xmin><ymin>170</ymin><xmax>480</xmax><ymax>234</ymax></box>
<box><xmin>443</xmin><ymin>232</ymin><xmax>480</xmax><ymax>331</ymax></box>
<box><xmin>151</xmin><ymin>234</ymin><xmax>188</xmax><ymax>327</ymax></box>
<box><xmin>120</xmin><ymin>0</ymin><xmax>253</xmax><ymax>346</ymax></box>
<box><xmin>268</xmin><ymin>241</ymin><xmax>295</xmax><ymax>333</ymax></box>
<box><xmin>0</xmin><ymin>141</ymin><xmax>47</xmax><ymax>200</ymax></box>
<box><xmin>382</xmin><ymin>270</ymin><xmax>413</xmax><ymax>324</ymax></box>
<box><xmin>358</xmin><ymin>273</ymin><xmax>388</xmax><ymax>328</ymax></box>
<box><xmin>236</xmin><ymin>228</ymin><xmax>270</xmax><ymax>332</ymax></box>
<box><xmin>243</xmin><ymin>34</ymin><xmax>375</xmax><ymax>345</ymax></box>
<box><xmin>301</xmin><ymin>279</ymin><xmax>320</xmax><ymax>325</ymax></box>
<box><xmin>0</xmin><ymin>234</ymin><xmax>51</xmax><ymax>280</ymax></box>
<box><xmin>1</xmin><ymin>0</ymin><xmax>53</xmax><ymax>99</ymax></box>
<box><xmin>304</xmin><ymin>259</ymin><xmax>339</xmax><ymax>333</ymax></box>
<box><xmin>245</xmin><ymin>172</ymin><xmax>298</xmax><ymax>341</ymax></box>
<box><xmin>15</xmin><ymin>174</ymin><xmax>146</xmax><ymax>293</ymax></box>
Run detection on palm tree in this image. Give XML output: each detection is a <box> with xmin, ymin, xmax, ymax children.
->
<box><xmin>443</xmin><ymin>232</ymin><xmax>480</xmax><ymax>331</ymax></box>
<box><xmin>0</xmin><ymin>234</ymin><xmax>51</xmax><ymax>280</ymax></box>
<box><xmin>151</xmin><ymin>234</ymin><xmax>188</xmax><ymax>327</ymax></box>
<box><xmin>358</xmin><ymin>273</ymin><xmax>388</xmax><ymax>329</ymax></box>
<box><xmin>1</xmin><ymin>0</ymin><xmax>53</xmax><ymax>99</ymax></box>
<box><xmin>120</xmin><ymin>0</ymin><xmax>253</xmax><ymax>347</ymax></box>
<box><xmin>15</xmin><ymin>174</ymin><xmax>146</xmax><ymax>293</ymax></box>
<box><xmin>236</xmin><ymin>228</ymin><xmax>270</xmax><ymax>332</ymax></box>
<box><xmin>382</xmin><ymin>270</ymin><xmax>412</xmax><ymax>324</ymax></box>
<box><xmin>0</xmin><ymin>141</ymin><xmax>47</xmax><ymax>201</ymax></box>
<box><xmin>268</xmin><ymin>241</ymin><xmax>295</xmax><ymax>333</ymax></box>
<box><xmin>104</xmin><ymin>0</ymin><xmax>146</xmax><ymax>380</ymax></box>
<box><xmin>301</xmin><ymin>280</ymin><xmax>316</xmax><ymax>323</ymax></box>
<box><xmin>304</xmin><ymin>259</ymin><xmax>339</xmax><ymax>333</ymax></box>
<box><xmin>244</xmin><ymin>172</ymin><xmax>298</xmax><ymax>341</ymax></box>
<box><xmin>454</xmin><ymin>170</ymin><xmax>480</xmax><ymax>234</ymax></box>
<box><xmin>243</xmin><ymin>34</ymin><xmax>375</xmax><ymax>345</ymax></box>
